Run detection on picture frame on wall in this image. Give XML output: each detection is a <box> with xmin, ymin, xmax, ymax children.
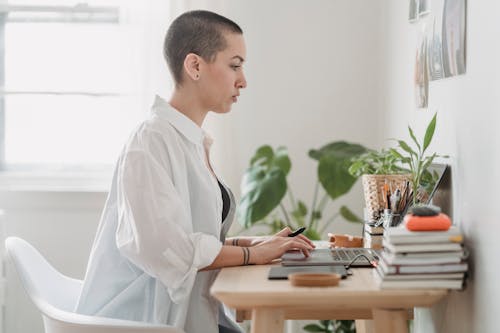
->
<box><xmin>414</xmin><ymin>34</ymin><xmax>429</xmax><ymax>108</ymax></box>
<box><xmin>442</xmin><ymin>0</ymin><xmax>466</xmax><ymax>77</ymax></box>
<box><xmin>427</xmin><ymin>4</ymin><xmax>445</xmax><ymax>81</ymax></box>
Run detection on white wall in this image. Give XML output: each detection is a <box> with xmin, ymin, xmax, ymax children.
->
<box><xmin>380</xmin><ymin>1</ymin><xmax>500</xmax><ymax>332</ymax></box>
<box><xmin>209</xmin><ymin>0</ymin><xmax>386</xmax><ymax>237</ymax></box>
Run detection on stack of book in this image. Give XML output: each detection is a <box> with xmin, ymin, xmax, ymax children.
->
<box><xmin>363</xmin><ymin>223</ymin><xmax>384</xmax><ymax>249</ymax></box>
<box><xmin>374</xmin><ymin>226</ymin><xmax>467</xmax><ymax>289</ymax></box>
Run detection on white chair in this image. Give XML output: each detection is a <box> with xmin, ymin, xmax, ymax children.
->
<box><xmin>5</xmin><ymin>237</ymin><xmax>184</xmax><ymax>333</ymax></box>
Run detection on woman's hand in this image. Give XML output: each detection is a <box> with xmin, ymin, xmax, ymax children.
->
<box><xmin>274</xmin><ymin>227</ymin><xmax>316</xmax><ymax>248</ymax></box>
<box><xmin>249</xmin><ymin>228</ymin><xmax>315</xmax><ymax>265</ymax></box>
<box><xmin>249</xmin><ymin>227</ymin><xmax>316</xmax><ymax>248</ymax></box>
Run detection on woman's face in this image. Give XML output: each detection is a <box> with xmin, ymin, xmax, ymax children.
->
<box><xmin>199</xmin><ymin>32</ymin><xmax>247</xmax><ymax>114</ymax></box>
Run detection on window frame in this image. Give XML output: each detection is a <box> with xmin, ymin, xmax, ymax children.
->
<box><xmin>0</xmin><ymin>3</ymin><xmax>120</xmax><ymax>171</ymax></box>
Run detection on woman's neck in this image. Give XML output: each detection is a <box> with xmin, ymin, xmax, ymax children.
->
<box><xmin>169</xmin><ymin>88</ymin><xmax>208</xmax><ymax>127</ymax></box>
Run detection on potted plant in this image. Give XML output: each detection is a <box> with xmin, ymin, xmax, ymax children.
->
<box><xmin>237</xmin><ymin>141</ymin><xmax>368</xmax><ymax>240</ymax></box>
<box><xmin>348</xmin><ymin>112</ymin><xmax>447</xmax><ymax>223</ymax></box>
<box><xmin>348</xmin><ymin>148</ymin><xmax>411</xmax><ymax>222</ymax></box>
<box><xmin>390</xmin><ymin>112</ymin><xmax>447</xmax><ymax>205</ymax></box>
<box><xmin>237</xmin><ymin>141</ymin><xmax>367</xmax><ymax>333</ymax></box>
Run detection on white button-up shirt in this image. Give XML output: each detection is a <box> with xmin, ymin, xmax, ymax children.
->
<box><xmin>75</xmin><ymin>96</ymin><xmax>241</xmax><ymax>333</ymax></box>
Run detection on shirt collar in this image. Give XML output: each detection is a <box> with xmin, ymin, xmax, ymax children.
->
<box><xmin>151</xmin><ymin>95</ymin><xmax>211</xmax><ymax>147</ymax></box>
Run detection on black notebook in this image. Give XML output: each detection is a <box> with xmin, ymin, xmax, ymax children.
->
<box><xmin>268</xmin><ymin>265</ymin><xmax>348</xmax><ymax>280</ymax></box>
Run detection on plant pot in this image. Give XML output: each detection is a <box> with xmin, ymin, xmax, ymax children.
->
<box><xmin>361</xmin><ymin>174</ymin><xmax>411</xmax><ymax>221</ymax></box>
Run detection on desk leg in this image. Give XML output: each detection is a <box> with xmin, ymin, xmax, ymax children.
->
<box><xmin>372</xmin><ymin>309</ymin><xmax>408</xmax><ymax>333</ymax></box>
<box><xmin>251</xmin><ymin>308</ymin><xmax>285</xmax><ymax>333</ymax></box>
<box><xmin>356</xmin><ymin>319</ymin><xmax>374</xmax><ymax>333</ymax></box>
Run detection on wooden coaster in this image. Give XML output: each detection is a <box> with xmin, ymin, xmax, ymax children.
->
<box><xmin>289</xmin><ymin>273</ymin><xmax>341</xmax><ymax>287</ymax></box>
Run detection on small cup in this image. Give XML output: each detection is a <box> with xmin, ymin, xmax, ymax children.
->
<box><xmin>328</xmin><ymin>233</ymin><xmax>363</xmax><ymax>248</ymax></box>
<box><xmin>289</xmin><ymin>273</ymin><xmax>341</xmax><ymax>287</ymax></box>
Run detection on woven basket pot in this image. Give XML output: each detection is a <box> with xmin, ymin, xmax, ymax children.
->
<box><xmin>361</xmin><ymin>174</ymin><xmax>411</xmax><ymax>220</ymax></box>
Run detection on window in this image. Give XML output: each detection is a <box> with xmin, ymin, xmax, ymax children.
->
<box><xmin>1</xmin><ymin>1</ymin><xmax>150</xmax><ymax>171</ymax></box>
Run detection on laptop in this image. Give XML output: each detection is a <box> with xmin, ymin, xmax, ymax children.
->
<box><xmin>268</xmin><ymin>265</ymin><xmax>348</xmax><ymax>280</ymax></box>
<box><xmin>281</xmin><ymin>248</ymin><xmax>379</xmax><ymax>267</ymax></box>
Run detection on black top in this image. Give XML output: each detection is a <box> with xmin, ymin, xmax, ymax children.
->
<box><xmin>218</xmin><ymin>180</ymin><xmax>230</xmax><ymax>222</ymax></box>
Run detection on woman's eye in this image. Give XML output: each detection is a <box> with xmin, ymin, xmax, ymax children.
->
<box><xmin>231</xmin><ymin>65</ymin><xmax>241</xmax><ymax>70</ymax></box>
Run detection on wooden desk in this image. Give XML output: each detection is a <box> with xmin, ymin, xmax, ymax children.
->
<box><xmin>210</xmin><ymin>264</ymin><xmax>448</xmax><ymax>333</ymax></box>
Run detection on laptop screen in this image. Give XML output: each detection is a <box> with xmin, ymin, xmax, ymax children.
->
<box><xmin>425</xmin><ymin>163</ymin><xmax>452</xmax><ymax>219</ymax></box>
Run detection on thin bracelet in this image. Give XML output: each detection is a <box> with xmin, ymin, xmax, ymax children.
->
<box><xmin>232</xmin><ymin>238</ymin><xmax>239</xmax><ymax>246</ymax></box>
<box><xmin>242</xmin><ymin>247</ymin><xmax>250</xmax><ymax>265</ymax></box>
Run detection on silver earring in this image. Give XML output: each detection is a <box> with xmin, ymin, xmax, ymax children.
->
<box><xmin>195</xmin><ymin>74</ymin><xmax>199</xmax><ymax>79</ymax></box>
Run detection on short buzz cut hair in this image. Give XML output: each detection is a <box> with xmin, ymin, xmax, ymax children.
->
<box><xmin>163</xmin><ymin>10</ymin><xmax>243</xmax><ymax>86</ymax></box>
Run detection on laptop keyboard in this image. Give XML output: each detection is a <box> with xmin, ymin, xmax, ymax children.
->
<box><xmin>331</xmin><ymin>249</ymin><xmax>364</xmax><ymax>262</ymax></box>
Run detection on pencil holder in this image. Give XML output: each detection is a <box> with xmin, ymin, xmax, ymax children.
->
<box><xmin>361</xmin><ymin>174</ymin><xmax>411</xmax><ymax>220</ymax></box>
<box><xmin>381</xmin><ymin>209</ymin><xmax>402</xmax><ymax>228</ymax></box>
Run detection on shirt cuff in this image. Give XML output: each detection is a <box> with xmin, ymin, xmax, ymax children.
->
<box><xmin>163</xmin><ymin>233</ymin><xmax>222</xmax><ymax>303</ymax></box>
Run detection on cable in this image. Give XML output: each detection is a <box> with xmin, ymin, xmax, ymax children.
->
<box><xmin>344</xmin><ymin>253</ymin><xmax>377</xmax><ymax>270</ymax></box>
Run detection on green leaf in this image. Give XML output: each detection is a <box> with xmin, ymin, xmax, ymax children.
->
<box><xmin>250</xmin><ymin>145</ymin><xmax>273</xmax><ymax>166</ymax></box>
<box><xmin>271</xmin><ymin>218</ymin><xmax>288</xmax><ymax>233</ymax></box>
<box><xmin>309</xmin><ymin>141</ymin><xmax>367</xmax><ymax>161</ymax></box>
<box><xmin>304</xmin><ymin>228</ymin><xmax>322</xmax><ymax>241</ymax></box>
<box><xmin>398</xmin><ymin>140</ymin><xmax>417</xmax><ymax>157</ymax></box>
<box><xmin>312</xmin><ymin>210</ymin><xmax>322</xmax><ymax>220</ymax></box>
<box><xmin>273</xmin><ymin>146</ymin><xmax>292</xmax><ymax>175</ymax></box>
<box><xmin>339</xmin><ymin>206</ymin><xmax>362</xmax><ymax>223</ymax></box>
<box><xmin>408</xmin><ymin>126</ymin><xmax>421</xmax><ymax>153</ymax></box>
<box><xmin>297</xmin><ymin>200</ymin><xmax>308</xmax><ymax>216</ymax></box>
<box><xmin>421</xmin><ymin>153</ymin><xmax>437</xmax><ymax>174</ymax></box>
<box><xmin>249</xmin><ymin>145</ymin><xmax>291</xmax><ymax>175</ymax></box>
<box><xmin>303</xmin><ymin>324</ymin><xmax>327</xmax><ymax>332</ymax></box>
<box><xmin>423</xmin><ymin>113</ymin><xmax>437</xmax><ymax>152</ymax></box>
<box><xmin>389</xmin><ymin>148</ymin><xmax>404</xmax><ymax>159</ymax></box>
<box><xmin>312</xmin><ymin>141</ymin><xmax>367</xmax><ymax>200</ymax></box>
<box><xmin>320</xmin><ymin>320</ymin><xmax>332</xmax><ymax>328</ymax></box>
<box><xmin>238</xmin><ymin>166</ymin><xmax>287</xmax><ymax>227</ymax></box>
<box><xmin>318</xmin><ymin>155</ymin><xmax>357</xmax><ymax>200</ymax></box>
<box><xmin>308</xmin><ymin>148</ymin><xmax>322</xmax><ymax>160</ymax></box>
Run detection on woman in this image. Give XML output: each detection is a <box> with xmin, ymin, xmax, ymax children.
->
<box><xmin>75</xmin><ymin>10</ymin><xmax>314</xmax><ymax>333</ymax></box>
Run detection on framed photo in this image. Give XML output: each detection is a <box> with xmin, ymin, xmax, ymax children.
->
<box><xmin>427</xmin><ymin>7</ymin><xmax>445</xmax><ymax>81</ymax></box>
<box><xmin>414</xmin><ymin>34</ymin><xmax>429</xmax><ymax>108</ymax></box>
<box><xmin>442</xmin><ymin>0</ymin><xmax>466</xmax><ymax>77</ymax></box>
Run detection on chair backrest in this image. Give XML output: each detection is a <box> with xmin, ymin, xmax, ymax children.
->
<box><xmin>5</xmin><ymin>237</ymin><xmax>186</xmax><ymax>333</ymax></box>
<box><xmin>5</xmin><ymin>237</ymin><xmax>83</xmax><ymax>313</ymax></box>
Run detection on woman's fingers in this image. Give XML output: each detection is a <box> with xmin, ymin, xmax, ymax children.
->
<box><xmin>296</xmin><ymin>234</ymin><xmax>316</xmax><ymax>247</ymax></box>
<box><xmin>285</xmin><ymin>238</ymin><xmax>314</xmax><ymax>256</ymax></box>
<box><xmin>275</xmin><ymin>227</ymin><xmax>292</xmax><ymax>237</ymax></box>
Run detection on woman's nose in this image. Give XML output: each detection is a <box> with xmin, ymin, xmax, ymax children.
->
<box><xmin>237</xmin><ymin>72</ymin><xmax>247</xmax><ymax>89</ymax></box>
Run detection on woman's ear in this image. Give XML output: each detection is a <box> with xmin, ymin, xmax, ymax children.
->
<box><xmin>184</xmin><ymin>53</ymin><xmax>201</xmax><ymax>81</ymax></box>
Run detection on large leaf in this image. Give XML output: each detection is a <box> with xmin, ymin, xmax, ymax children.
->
<box><xmin>309</xmin><ymin>141</ymin><xmax>367</xmax><ymax>161</ymax></box>
<box><xmin>249</xmin><ymin>145</ymin><xmax>273</xmax><ymax>166</ymax></box>
<box><xmin>340</xmin><ymin>205</ymin><xmax>362</xmax><ymax>223</ymax></box>
<box><xmin>250</xmin><ymin>145</ymin><xmax>291</xmax><ymax>175</ymax></box>
<box><xmin>423</xmin><ymin>113</ymin><xmax>437</xmax><ymax>152</ymax></box>
<box><xmin>311</xmin><ymin>141</ymin><xmax>367</xmax><ymax>200</ymax></box>
<box><xmin>303</xmin><ymin>324</ymin><xmax>327</xmax><ymax>332</ymax></box>
<box><xmin>273</xmin><ymin>146</ymin><xmax>291</xmax><ymax>175</ymax></box>
<box><xmin>238</xmin><ymin>166</ymin><xmax>287</xmax><ymax>228</ymax></box>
